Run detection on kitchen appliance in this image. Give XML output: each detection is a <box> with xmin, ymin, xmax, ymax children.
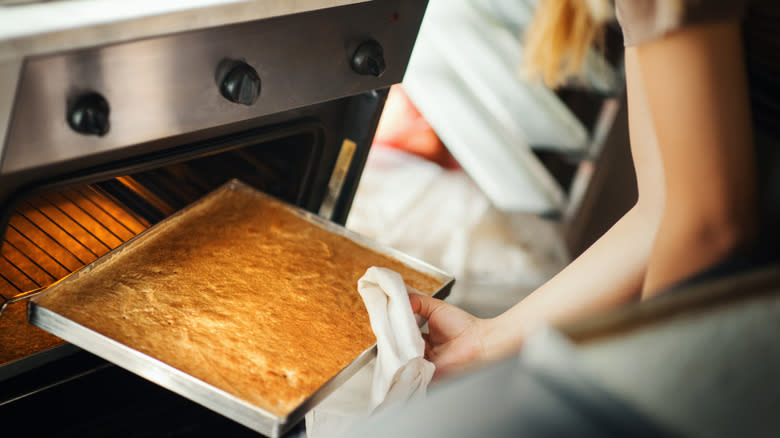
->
<box><xmin>0</xmin><ymin>0</ymin><xmax>429</xmax><ymax>434</ymax></box>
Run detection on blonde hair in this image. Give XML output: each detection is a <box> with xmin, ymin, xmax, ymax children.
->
<box><xmin>523</xmin><ymin>0</ymin><xmax>613</xmax><ymax>88</ymax></box>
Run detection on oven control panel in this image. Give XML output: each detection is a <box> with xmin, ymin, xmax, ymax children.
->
<box><xmin>3</xmin><ymin>0</ymin><xmax>425</xmax><ymax>175</ymax></box>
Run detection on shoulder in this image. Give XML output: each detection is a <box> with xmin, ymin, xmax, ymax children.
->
<box><xmin>616</xmin><ymin>0</ymin><xmax>747</xmax><ymax>46</ymax></box>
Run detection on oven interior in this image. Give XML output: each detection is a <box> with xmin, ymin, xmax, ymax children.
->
<box><xmin>1</xmin><ymin>123</ymin><xmax>319</xmax><ymax>362</ymax></box>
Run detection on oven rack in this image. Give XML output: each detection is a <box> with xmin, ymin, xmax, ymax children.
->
<box><xmin>0</xmin><ymin>136</ymin><xmax>307</xmax><ymax>367</ymax></box>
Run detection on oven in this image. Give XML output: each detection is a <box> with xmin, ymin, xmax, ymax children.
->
<box><xmin>0</xmin><ymin>0</ymin><xmax>428</xmax><ymax>434</ymax></box>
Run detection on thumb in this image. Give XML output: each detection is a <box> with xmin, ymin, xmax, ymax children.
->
<box><xmin>408</xmin><ymin>293</ymin><xmax>447</xmax><ymax>320</ymax></box>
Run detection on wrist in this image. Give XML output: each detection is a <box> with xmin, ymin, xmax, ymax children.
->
<box><xmin>477</xmin><ymin>314</ymin><xmax>526</xmax><ymax>362</ymax></box>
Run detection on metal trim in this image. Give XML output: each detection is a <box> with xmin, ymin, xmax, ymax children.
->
<box><xmin>319</xmin><ymin>139</ymin><xmax>357</xmax><ymax>220</ymax></box>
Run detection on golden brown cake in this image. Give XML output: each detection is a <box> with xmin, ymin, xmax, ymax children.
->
<box><xmin>36</xmin><ymin>185</ymin><xmax>444</xmax><ymax>417</ymax></box>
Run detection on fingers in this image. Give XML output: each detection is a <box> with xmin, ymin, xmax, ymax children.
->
<box><xmin>408</xmin><ymin>293</ymin><xmax>447</xmax><ymax>319</ymax></box>
<box><xmin>408</xmin><ymin>293</ymin><xmax>422</xmax><ymax>314</ymax></box>
<box><xmin>421</xmin><ymin>332</ymin><xmax>432</xmax><ymax>360</ymax></box>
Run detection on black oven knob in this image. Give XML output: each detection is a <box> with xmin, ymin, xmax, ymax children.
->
<box><xmin>67</xmin><ymin>92</ymin><xmax>110</xmax><ymax>136</ymax></box>
<box><xmin>218</xmin><ymin>61</ymin><xmax>261</xmax><ymax>106</ymax></box>
<box><xmin>351</xmin><ymin>40</ymin><xmax>386</xmax><ymax>77</ymax></box>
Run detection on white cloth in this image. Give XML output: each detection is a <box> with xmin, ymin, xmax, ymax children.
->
<box><xmin>358</xmin><ymin>267</ymin><xmax>435</xmax><ymax>410</ymax></box>
<box><xmin>305</xmin><ymin>267</ymin><xmax>435</xmax><ymax>438</ymax></box>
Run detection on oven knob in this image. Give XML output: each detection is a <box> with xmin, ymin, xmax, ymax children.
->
<box><xmin>219</xmin><ymin>61</ymin><xmax>261</xmax><ymax>106</ymax></box>
<box><xmin>351</xmin><ymin>40</ymin><xmax>386</xmax><ymax>77</ymax></box>
<box><xmin>67</xmin><ymin>92</ymin><xmax>110</xmax><ymax>136</ymax></box>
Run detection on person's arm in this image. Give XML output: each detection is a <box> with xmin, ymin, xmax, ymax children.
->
<box><xmin>412</xmin><ymin>200</ymin><xmax>659</xmax><ymax>378</ymax></box>
<box><xmin>637</xmin><ymin>21</ymin><xmax>757</xmax><ymax>296</ymax></box>
<box><xmin>412</xmin><ymin>46</ymin><xmax>666</xmax><ymax>377</ymax></box>
<box><xmin>412</xmin><ymin>21</ymin><xmax>758</xmax><ymax>379</ymax></box>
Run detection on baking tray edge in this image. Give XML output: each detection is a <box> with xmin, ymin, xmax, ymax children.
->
<box><xmin>28</xmin><ymin>303</ymin><xmax>285</xmax><ymax>436</ymax></box>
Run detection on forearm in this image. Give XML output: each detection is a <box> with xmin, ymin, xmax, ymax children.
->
<box><xmin>412</xmin><ymin>205</ymin><xmax>659</xmax><ymax>376</ymax></box>
<box><xmin>481</xmin><ymin>203</ymin><xmax>658</xmax><ymax>359</ymax></box>
<box><xmin>477</xmin><ymin>47</ymin><xmax>665</xmax><ymax>359</ymax></box>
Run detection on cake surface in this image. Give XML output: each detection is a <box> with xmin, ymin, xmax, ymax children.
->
<box><xmin>36</xmin><ymin>185</ymin><xmax>444</xmax><ymax>417</ymax></box>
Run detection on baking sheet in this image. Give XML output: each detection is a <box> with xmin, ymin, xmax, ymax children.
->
<box><xmin>28</xmin><ymin>180</ymin><xmax>453</xmax><ymax>437</ymax></box>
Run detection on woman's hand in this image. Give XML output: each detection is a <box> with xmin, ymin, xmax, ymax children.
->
<box><xmin>409</xmin><ymin>293</ymin><xmax>491</xmax><ymax>380</ymax></box>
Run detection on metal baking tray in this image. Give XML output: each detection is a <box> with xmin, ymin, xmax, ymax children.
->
<box><xmin>28</xmin><ymin>179</ymin><xmax>454</xmax><ymax>437</ymax></box>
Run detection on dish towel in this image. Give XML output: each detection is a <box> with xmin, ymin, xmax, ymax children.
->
<box><xmin>305</xmin><ymin>267</ymin><xmax>435</xmax><ymax>438</ymax></box>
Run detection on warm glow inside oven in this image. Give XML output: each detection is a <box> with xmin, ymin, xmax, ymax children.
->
<box><xmin>0</xmin><ymin>128</ymin><xmax>321</xmax><ymax>368</ymax></box>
